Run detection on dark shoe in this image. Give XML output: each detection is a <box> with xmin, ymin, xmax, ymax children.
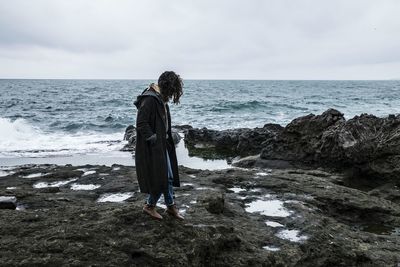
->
<box><xmin>166</xmin><ymin>204</ymin><xmax>184</xmax><ymax>220</ymax></box>
<box><xmin>143</xmin><ymin>204</ymin><xmax>163</xmax><ymax>220</ymax></box>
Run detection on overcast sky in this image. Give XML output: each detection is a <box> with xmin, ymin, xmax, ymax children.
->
<box><xmin>0</xmin><ymin>0</ymin><xmax>399</xmax><ymax>79</ymax></box>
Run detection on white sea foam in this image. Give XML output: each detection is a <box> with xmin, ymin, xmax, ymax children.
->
<box><xmin>0</xmin><ymin>117</ymin><xmax>125</xmax><ymax>158</ymax></box>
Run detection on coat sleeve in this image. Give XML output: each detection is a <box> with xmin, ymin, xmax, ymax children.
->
<box><xmin>136</xmin><ymin>97</ymin><xmax>155</xmax><ymax>141</ymax></box>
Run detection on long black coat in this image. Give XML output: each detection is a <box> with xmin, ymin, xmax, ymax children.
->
<box><xmin>134</xmin><ymin>89</ymin><xmax>180</xmax><ymax>195</ymax></box>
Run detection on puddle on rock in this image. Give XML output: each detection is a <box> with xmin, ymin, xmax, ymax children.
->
<box><xmin>82</xmin><ymin>170</ymin><xmax>96</xmax><ymax>176</ymax></box>
<box><xmin>229</xmin><ymin>187</ymin><xmax>246</xmax><ymax>193</ymax></box>
<box><xmin>263</xmin><ymin>245</ymin><xmax>281</xmax><ymax>252</ymax></box>
<box><xmin>0</xmin><ymin>170</ymin><xmax>14</xmax><ymax>177</ymax></box>
<box><xmin>0</xmin><ymin>196</ymin><xmax>16</xmax><ymax>202</ymax></box>
<box><xmin>176</xmin><ymin>193</ymin><xmax>191</xmax><ymax>197</ymax></box>
<box><xmin>33</xmin><ymin>178</ymin><xmax>78</xmax><ymax>189</ymax></box>
<box><xmin>265</xmin><ymin>221</ymin><xmax>284</xmax><ymax>228</ymax></box>
<box><xmin>22</xmin><ymin>173</ymin><xmax>45</xmax><ymax>179</ymax></box>
<box><xmin>245</xmin><ymin>197</ymin><xmax>291</xmax><ymax>217</ymax></box>
<box><xmin>276</xmin><ymin>229</ymin><xmax>308</xmax><ymax>243</ymax></box>
<box><xmin>16</xmin><ymin>204</ymin><xmax>27</xmax><ymax>211</ymax></box>
<box><xmin>338</xmin><ymin>176</ymin><xmax>381</xmax><ymax>192</ymax></box>
<box><xmin>359</xmin><ymin>224</ymin><xmax>400</xmax><ymax>236</ymax></box>
<box><xmin>256</xmin><ymin>172</ymin><xmax>270</xmax><ymax>176</ymax></box>
<box><xmin>97</xmin><ymin>192</ymin><xmax>134</xmax><ymax>202</ymax></box>
<box><xmin>195</xmin><ymin>187</ymin><xmax>215</xmax><ymax>191</ymax></box>
<box><xmin>6</xmin><ymin>187</ymin><xmax>17</xmax><ymax>190</ymax></box>
<box><xmin>70</xmin><ymin>183</ymin><xmax>101</xmax><ymax>191</ymax></box>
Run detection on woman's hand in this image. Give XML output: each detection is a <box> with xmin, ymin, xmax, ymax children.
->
<box><xmin>146</xmin><ymin>133</ymin><xmax>157</xmax><ymax>145</ymax></box>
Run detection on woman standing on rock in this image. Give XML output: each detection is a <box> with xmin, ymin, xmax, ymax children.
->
<box><xmin>134</xmin><ymin>71</ymin><xmax>184</xmax><ymax>220</ymax></box>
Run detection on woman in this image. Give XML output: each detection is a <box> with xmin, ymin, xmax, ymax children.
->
<box><xmin>134</xmin><ymin>71</ymin><xmax>184</xmax><ymax>220</ymax></box>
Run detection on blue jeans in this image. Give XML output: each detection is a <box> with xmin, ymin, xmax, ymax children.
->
<box><xmin>147</xmin><ymin>151</ymin><xmax>174</xmax><ymax>207</ymax></box>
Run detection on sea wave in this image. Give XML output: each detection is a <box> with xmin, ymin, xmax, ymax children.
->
<box><xmin>0</xmin><ymin>117</ymin><xmax>126</xmax><ymax>158</ymax></box>
<box><xmin>208</xmin><ymin>100</ymin><xmax>269</xmax><ymax>112</ymax></box>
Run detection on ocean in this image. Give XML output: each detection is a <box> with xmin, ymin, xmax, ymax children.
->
<box><xmin>1</xmin><ymin>79</ymin><xmax>400</xmax><ymax>165</ymax></box>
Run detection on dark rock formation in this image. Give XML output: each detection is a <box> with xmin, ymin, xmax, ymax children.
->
<box><xmin>261</xmin><ymin>109</ymin><xmax>400</xmax><ymax>181</ymax></box>
<box><xmin>261</xmin><ymin>109</ymin><xmax>345</xmax><ymax>162</ymax></box>
<box><xmin>184</xmin><ymin>124</ymin><xmax>283</xmax><ymax>158</ymax></box>
<box><xmin>201</xmin><ymin>192</ymin><xmax>225</xmax><ymax>214</ymax></box>
<box><xmin>121</xmin><ymin>125</ymin><xmax>136</xmax><ymax>152</ymax></box>
<box><xmin>171</xmin><ymin>129</ymin><xmax>182</xmax><ymax>145</ymax></box>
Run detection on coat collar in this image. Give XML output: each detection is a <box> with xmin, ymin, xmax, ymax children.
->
<box><xmin>134</xmin><ymin>87</ymin><xmax>169</xmax><ymax>130</ymax></box>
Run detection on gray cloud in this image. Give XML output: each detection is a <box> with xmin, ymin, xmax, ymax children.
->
<box><xmin>0</xmin><ymin>0</ymin><xmax>399</xmax><ymax>79</ymax></box>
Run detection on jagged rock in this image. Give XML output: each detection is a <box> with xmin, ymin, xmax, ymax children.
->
<box><xmin>121</xmin><ymin>125</ymin><xmax>136</xmax><ymax>152</ymax></box>
<box><xmin>261</xmin><ymin>109</ymin><xmax>345</xmax><ymax>162</ymax></box>
<box><xmin>184</xmin><ymin>124</ymin><xmax>283</xmax><ymax>157</ymax></box>
<box><xmin>173</xmin><ymin>124</ymin><xmax>193</xmax><ymax>133</ymax></box>
<box><xmin>0</xmin><ymin>196</ymin><xmax>17</xmax><ymax>209</ymax></box>
<box><xmin>171</xmin><ymin>131</ymin><xmax>182</xmax><ymax>145</ymax></box>
<box><xmin>202</xmin><ymin>193</ymin><xmax>225</xmax><ymax>214</ymax></box>
<box><xmin>261</xmin><ymin>109</ymin><xmax>400</xmax><ymax>180</ymax></box>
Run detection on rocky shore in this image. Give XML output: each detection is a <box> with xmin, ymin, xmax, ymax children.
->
<box><xmin>1</xmin><ymin>109</ymin><xmax>400</xmax><ymax>266</ymax></box>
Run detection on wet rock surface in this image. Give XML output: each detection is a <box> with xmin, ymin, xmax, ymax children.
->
<box><xmin>1</xmin><ymin>164</ymin><xmax>399</xmax><ymax>266</ymax></box>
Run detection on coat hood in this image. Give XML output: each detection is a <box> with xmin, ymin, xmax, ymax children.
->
<box><xmin>133</xmin><ymin>86</ymin><xmax>164</xmax><ymax>109</ymax></box>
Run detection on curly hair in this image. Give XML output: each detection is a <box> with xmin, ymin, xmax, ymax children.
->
<box><xmin>158</xmin><ymin>71</ymin><xmax>183</xmax><ymax>104</ymax></box>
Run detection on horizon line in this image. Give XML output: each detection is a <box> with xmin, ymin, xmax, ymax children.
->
<box><xmin>0</xmin><ymin>78</ymin><xmax>398</xmax><ymax>81</ymax></box>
